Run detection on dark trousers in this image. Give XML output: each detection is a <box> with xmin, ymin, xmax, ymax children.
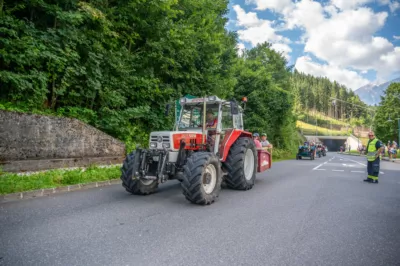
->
<box><xmin>367</xmin><ymin>157</ymin><xmax>380</xmax><ymax>181</ymax></box>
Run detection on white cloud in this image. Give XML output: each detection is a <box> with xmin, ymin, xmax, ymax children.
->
<box><xmin>295</xmin><ymin>56</ymin><xmax>370</xmax><ymax>90</ymax></box>
<box><xmin>378</xmin><ymin>0</ymin><xmax>400</xmax><ymax>12</ymax></box>
<box><xmin>271</xmin><ymin>43</ymin><xmax>292</xmax><ymax>60</ymax></box>
<box><xmin>330</xmin><ymin>0</ymin><xmax>400</xmax><ymax>11</ymax></box>
<box><xmin>233</xmin><ymin>5</ymin><xmax>292</xmax><ymax>59</ymax></box>
<box><xmin>330</xmin><ymin>0</ymin><xmax>374</xmax><ymax>10</ymax></box>
<box><xmin>237</xmin><ymin>0</ymin><xmax>400</xmax><ymax>83</ymax></box>
<box><xmin>271</xmin><ymin>1</ymin><xmax>400</xmax><ymax>81</ymax></box>
<box><xmin>285</xmin><ymin>0</ymin><xmax>325</xmax><ymax>30</ymax></box>
<box><xmin>233</xmin><ymin>5</ymin><xmax>263</xmax><ymax>27</ymax></box>
<box><xmin>303</xmin><ymin>8</ymin><xmax>391</xmax><ymax>69</ymax></box>
<box><xmin>245</xmin><ymin>0</ymin><xmax>293</xmax><ymax>13</ymax></box>
<box><xmin>237</xmin><ymin>43</ymin><xmax>246</xmax><ymax>56</ymax></box>
<box><xmin>389</xmin><ymin>1</ymin><xmax>400</xmax><ymax>12</ymax></box>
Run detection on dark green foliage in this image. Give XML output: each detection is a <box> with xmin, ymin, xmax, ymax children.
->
<box><xmin>1</xmin><ymin>0</ymin><xmax>300</xmax><ymax>152</ymax></box>
<box><xmin>233</xmin><ymin>43</ymin><xmax>298</xmax><ymax>150</ymax></box>
<box><xmin>373</xmin><ymin>83</ymin><xmax>400</xmax><ymax>143</ymax></box>
<box><xmin>0</xmin><ymin>0</ymin><xmax>236</xmax><ymax>149</ymax></box>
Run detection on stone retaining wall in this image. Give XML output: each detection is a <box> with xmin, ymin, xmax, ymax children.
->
<box><xmin>0</xmin><ymin>110</ymin><xmax>126</xmax><ymax>172</ymax></box>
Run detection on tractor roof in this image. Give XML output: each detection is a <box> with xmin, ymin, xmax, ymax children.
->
<box><xmin>179</xmin><ymin>95</ymin><xmax>224</xmax><ymax>105</ymax></box>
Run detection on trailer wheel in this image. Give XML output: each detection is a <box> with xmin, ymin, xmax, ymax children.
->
<box><xmin>181</xmin><ymin>152</ymin><xmax>222</xmax><ymax>205</ymax></box>
<box><xmin>120</xmin><ymin>152</ymin><xmax>158</xmax><ymax>195</ymax></box>
<box><xmin>224</xmin><ymin>137</ymin><xmax>257</xmax><ymax>190</ymax></box>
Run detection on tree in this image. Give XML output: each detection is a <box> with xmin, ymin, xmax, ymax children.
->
<box><xmin>373</xmin><ymin>83</ymin><xmax>400</xmax><ymax>143</ymax></box>
<box><xmin>233</xmin><ymin>43</ymin><xmax>296</xmax><ymax>149</ymax></box>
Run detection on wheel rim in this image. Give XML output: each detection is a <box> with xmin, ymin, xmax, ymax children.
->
<box><xmin>244</xmin><ymin>149</ymin><xmax>255</xmax><ymax>181</ymax></box>
<box><xmin>140</xmin><ymin>179</ymin><xmax>154</xmax><ymax>185</ymax></box>
<box><xmin>202</xmin><ymin>164</ymin><xmax>217</xmax><ymax>194</ymax></box>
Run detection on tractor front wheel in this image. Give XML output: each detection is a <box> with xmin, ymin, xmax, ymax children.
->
<box><xmin>181</xmin><ymin>152</ymin><xmax>222</xmax><ymax>205</ymax></box>
<box><xmin>224</xmin><ymin>137</ymin><xmax>257</xmax><ymax>190</ymax></box>
<box><xmin>120</xmin><ymin>152</ymin><xmax>159</xmax><ymax>195</ymax></box>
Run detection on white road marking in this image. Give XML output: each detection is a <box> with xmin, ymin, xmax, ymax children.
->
<box><xmin>315</xmin><ymin>169</ymin><xmax>326</xmax><ymax>171</ymax></box>
<box><xmin>351</xmin><ymin>171</ymin><xmax>364</xmax><ymax>173</ymax></box>
<box><xmin>338</xmin><ymin>156</ymin><xmax>367</xmax><ymax>167</ymax></box>
<box><xmin>332</xmin><ymin>170</ymin><xmax>344</xmax><ymax>172</ymax></box>
<box><xmin>380</xmin><ymin>171</ymin><xmax>384</xmax><ymax>174</ymax></box>
<box><xmin>313</xmin><ymin>162</ymin><xmax>326</xmax><ymax>170</ymax></box>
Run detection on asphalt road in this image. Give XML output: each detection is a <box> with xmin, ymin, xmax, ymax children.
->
<box><xmin>1</xmin><ymin>153</ymin><xmax>400</xmax><ymax>266</ymax></box>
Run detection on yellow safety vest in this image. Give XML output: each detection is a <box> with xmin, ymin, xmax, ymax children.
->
<box><xmin>366</xmin><ymin>138</ymin><xmax>378</xmax><ymax>161</ymax></box>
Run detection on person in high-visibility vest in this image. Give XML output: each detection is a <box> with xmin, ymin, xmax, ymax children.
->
<box><xmin>364</xmin><ymin>131</ymin><xmax>384</xmax><ymax>184</ymax></box>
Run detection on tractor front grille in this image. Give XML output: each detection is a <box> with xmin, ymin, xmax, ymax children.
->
<box><xmin>151</xmin><ymin>135</ymin><xmax>170</xmax><ymax>143</ymax></box>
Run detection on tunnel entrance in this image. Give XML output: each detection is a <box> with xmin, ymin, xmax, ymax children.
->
<box><xmin>320</xmin><ymin>139</ymin><xmax>347</xmax><ymax>152</ymax></box>
<box><xmin>305</xmin><ymin>135</ymin><xmax>349</xmax><ymax>152</ymax></box>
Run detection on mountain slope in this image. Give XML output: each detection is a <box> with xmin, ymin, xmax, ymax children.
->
<box><xmin>355</xmin><ymin>77</ymin><xmax>400</xmax><ymax>105</ymax></box>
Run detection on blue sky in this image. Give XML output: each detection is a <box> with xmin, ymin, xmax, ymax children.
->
<box><xmin>225</xmin><ymin>0</ymin><xmax>400</xmax><ymax>90</ymax></box>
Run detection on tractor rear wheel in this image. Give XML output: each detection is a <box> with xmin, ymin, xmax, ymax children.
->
<box><xmin>120</xmin><ymin>151</ymin><xmax>159</xmax><ymax>195</ymax></box>
<box><xmin>181</xmin><ymin>152</ymin><xmax>222</xmax><ymax>205</ymax></box>
<box><xmin>224</xmin><ymin>137</ymin><xmax>257</xmax><ymax>190</ymax></box>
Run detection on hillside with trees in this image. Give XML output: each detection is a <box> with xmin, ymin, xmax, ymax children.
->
<box><xmin>291</xmin><ymin>70</ymin><xmax>374</xmax><ymax>131</ymax></box>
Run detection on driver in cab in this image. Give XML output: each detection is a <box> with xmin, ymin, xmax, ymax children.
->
<box><xmin>205</xmin><ymin>109</ymin><xmax>217</xmax><ymax>128</ymax></box>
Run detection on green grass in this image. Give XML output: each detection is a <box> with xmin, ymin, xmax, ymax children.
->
<box><xmin>296</xmin><ymin>111</ymin><xmax>349</xmax><ymax>128</ymax></box>
<box><xmin>272</xmin><ymin>149</ymin><xmax>297</xmax><ymax>162</ymax></box>
<box><xmin>296</xmin><ymin>121</ymin><xmax>350</xmax><ymax>136</ymax></box>
<box><xmin>339</xmin><ymin>150</ymin><xmax>363</xmax><ymax>155</ymax></box>
<box><xmin>0</xmin><ymin>165</ymin><xmax>121</xmax><ymax>195</ymax></box>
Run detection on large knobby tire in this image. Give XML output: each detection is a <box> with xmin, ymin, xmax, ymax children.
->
<box><xmin>224</xmin><ymin>137</ymin><xmax>257</xmax><ymax>190</ymax></box>
<box><xmin>120</xmin><ymin>151</ymin><xmax>158</xmax><ymax>195</ymax></box>
<box><xmin>181</xmin><ymin>152</ymin><xmax>222</xmax><ymax>205</ymax></box>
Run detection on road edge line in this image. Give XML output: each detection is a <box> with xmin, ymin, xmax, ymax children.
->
<box><xmin>0</xmin><ymin>179</ymin><xmax>121</xmax><ymax>204</ymax></box>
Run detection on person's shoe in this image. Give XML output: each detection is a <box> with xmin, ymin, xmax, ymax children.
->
<box><xmin>363</xmin><ymin>178</ymin><xmax>373</xmax><ymax>183</ymax></box>
<box><xmin>372</xmin><ymin>180</ymin><xmax>379</xmax><ymax>184</ymax></box>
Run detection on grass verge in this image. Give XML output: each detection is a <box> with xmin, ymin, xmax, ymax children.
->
<box><xmin>0</xmin><ymin>148</ymin><xmax>298</xmax><ymax>195</ymax></box>
<box><xmin>339</xmin><ymin>150</ymin><xmax>363</xmax><ymax>156</ymax></box>
<box><xmin>272</xmin><ymin>149</ymin><xmax>297</xmax><ymax>162</ymax></box>
<box><xmin>0</xmin><ymin>165</ymin><xmax>121</xmax><ymax>195</ymax></box>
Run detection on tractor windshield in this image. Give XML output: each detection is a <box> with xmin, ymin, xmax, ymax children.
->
<box><xmin>178</xmin><ymin>103</ymin><xmax>219</xmax><ymax>130</ymax></box>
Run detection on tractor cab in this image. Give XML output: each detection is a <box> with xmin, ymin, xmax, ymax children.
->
<box><xmin>173</xmin><ymin>96</ymin><xmax>243</xmax><ymax>156</ymax></box>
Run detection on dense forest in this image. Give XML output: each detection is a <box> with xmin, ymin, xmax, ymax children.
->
<box><xmin>0</xmin><ymin>0</ymin><xmax>373</xmax><ymax>152</ymax></box>
<box><xmin>291</xmin><ymin>70</ymin><xmax>373</xmax><ymax>128</ymax></box>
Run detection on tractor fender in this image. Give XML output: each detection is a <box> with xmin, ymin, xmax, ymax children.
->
<box><xmin>220</xmin><ymin>129</ymin><xmax>253</xmax><ymax>162</ymax></box>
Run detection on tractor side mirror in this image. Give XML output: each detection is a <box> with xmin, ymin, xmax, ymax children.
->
<box><xmin>165</xmin><ymin>104</ymin><xmax>170</xmax><ymax>116</ymax></box>
<box><xmin>231</xmin><ymin>101</ymin><xmax>239</xmax><ymax>115</ymax></box>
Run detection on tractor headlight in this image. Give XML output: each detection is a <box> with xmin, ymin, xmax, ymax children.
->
<box><xmin>162</xmin><ymin>143</ymin><xmax>170</xmax><ymax>149</ymax></box>
<box><xmin>150</xmin><ymin>142</ymin><xmax>157</xmax><ymax>149</ymax></box>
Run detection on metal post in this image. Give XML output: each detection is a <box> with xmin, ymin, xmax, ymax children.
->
<box><xmin>202</xmin><ymin>96</ymin><xmax>206</xmax><ymax>145</ymax></box>
<box><xmin>397</xmin><ymin>118</ymin><xmax>400</xmax><ymax>146</ymax></box>
<box><xmin>315</xmin><ymin>113</ymin><xmax>317</xmax><ymax>137</ymax></box>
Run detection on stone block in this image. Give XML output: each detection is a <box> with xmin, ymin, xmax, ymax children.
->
<box><xmin>23</xmin><ymin>189</ymin><xmax>44</xmax><ymax>199</ymax></box>
<box><xmin>68</xmin><ymin>184</ymin><xmax>81</xmax><ymax>191</ymax></box>
<box><xmin>2</xmin><ymin>192</ymin><xmax>23</xmax><ymax>202</ymax></box>
<box><xmin>42</xmin><ymin>188</ymin><xmax>55</xmax><ymax>196</ymax></box>
<box><xmin>54</xmin><ymin>186</ymin><xmax>70</xmax><ymax>194</ymax></box>
<box><xmin>97</xmin><ymin>180</ymin><xmax>110</xmax><ymax>187</ymax></box>
<box><xmin>80</xmin><ymin>182</ymin><xmax>98</xmax><ymax>190</ymax></box>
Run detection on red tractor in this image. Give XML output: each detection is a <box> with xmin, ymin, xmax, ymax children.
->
<box><xmin>120</xmin><ymin>96</ymin><xmax>272</xmax><ymax>205</ymax></box>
